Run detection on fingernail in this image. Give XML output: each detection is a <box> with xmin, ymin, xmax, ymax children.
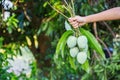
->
<box><xmin>75</xmin><ymin>26</ymin><xmax>78</xmax><ymax>28</ymax></box>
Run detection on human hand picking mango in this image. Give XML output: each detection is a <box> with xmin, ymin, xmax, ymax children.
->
<box><xmin>68</xmin><ymin>7</ymin><xmax>120</xmax><ymax>28</ymax></box>
<box><xmin>68</xmin><ymin>16</ymin><xmax>86</xmax><ymax>28</ymax></box>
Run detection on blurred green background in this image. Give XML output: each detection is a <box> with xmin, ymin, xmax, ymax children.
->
<box><xmin>0</xmin><ymin>0</ymin><xmax>120</xmax><ymax>80</ymax></box>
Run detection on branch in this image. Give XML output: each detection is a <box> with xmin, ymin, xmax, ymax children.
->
<box><xmin>102</xmin><ymin>21</ymin><xmax>116</xmax><ymax>38</ymax></box>
<box><xmin>90</xmin><ymin>50</ymin><xmax>100</xmax><ymax>65</ymax></box>
<box><xmin>47</xmin><ymin>2</ymin><xmax>69</xmax><ymax>19</ymax></box>
<box><xmin>23</xmin><ymin>6</ymin><xmax>31</xmax><ymax>22</ymax></box>
<box><xmin>14</xmin><ymin>0</ymin><xmax>19</xmax><ymax>5</ymax></box>
<box><xmin>93</xmin><ymin>22</ymin><xmax>112</xmax><ymax>58</ymax></box>
<box><xmin>97</xmin><ymin>38</ymin><xmax>112</xmax><ymax>57</ymax></box>
<box><xmin>93</xmin><ymin>22</ymin><xmax>98</xmax><ymax>37</ymax></box>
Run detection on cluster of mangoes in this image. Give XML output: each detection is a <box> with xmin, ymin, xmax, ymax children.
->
<box><xmin>67</xmin><ymin>35</ymin><xmax>88</xmax><ymax>64</ymax></box>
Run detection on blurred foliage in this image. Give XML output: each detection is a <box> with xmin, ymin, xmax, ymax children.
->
<box><xmin>0</xmin><ymin>0</ymin><xmax>120</xmax><ymax>80</ymax></box>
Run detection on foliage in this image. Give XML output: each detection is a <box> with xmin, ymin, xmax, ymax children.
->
<box><xmin>0</xmin><ymin>0</ymin><xmax>120</xmax><ymax>80</ymax></box>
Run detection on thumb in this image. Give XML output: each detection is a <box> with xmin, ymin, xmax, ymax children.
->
<box><xmin>68</xmin><ymin>17</ymin><xmax>77</xmax><ymax>21</ymax></box>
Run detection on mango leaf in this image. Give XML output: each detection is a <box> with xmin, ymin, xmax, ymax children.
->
<box><xmin>80</xmin><ymin>28</ymin><xmax>105</xmax><ymax>59</ymax></box>
<box><xmin>81</xmin><ymin>73</ymin><xmax>92</xmax><ymax>80</ymax></box>
<box><xmin>54</xmin><ymin>30</ymin><xmax>74</xmax><ymax>62</ymax></box>
<box><xmin>82</xmin><ymin>60</ymin><xmax>90</xmax><ymax>73</ymax></box>
<box><xmin>69</xmin><ymin>56</ymin><xmax>77</xmax><ymax>70</ymax></box>
<box><xmin>0</xmin><ymin>37</ymin><xmax>4</xmax><ymax>48</ymax></box>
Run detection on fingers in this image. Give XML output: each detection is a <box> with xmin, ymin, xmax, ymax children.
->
<box><xmin>68</xmin><ymin>17</ymin><xmax>77</xmax><ymax>22</ymax></box>
<box><xmin>70</xmin><ymin>21</ymin><xmax>77</xmax><ymax>26</ymax></box>
<box><xmin>68</xmin><ymin>18</ymin><xmax>78</xmax><ymax>28</ymax></box>
<box><xmin>68</xmin><ymin>20</ymin><xmax>85</xmax><ymax>28</ymax></box>
<box><xmin>69</xmin><ymin>21</ymin><xmax>79</xmax><ymax>28</ymax></box>
<box><xmin>68</xmin><ymin>17</ymin><xmax>78</xmax><ymax>28</ymax></box>
<box><xmin>79</xmin><ymin>23</ymin><xmax>86</xmax><ymax>26</ymax></box>
<box><xmin>68</xmin><ymin>16</ymin><xmax>86</xmax><ymax>28</ymax></box>
<box><xmin>73</xmin><ymin>23</ymin><xmax>79</xmax><ymax>28</ymax></box>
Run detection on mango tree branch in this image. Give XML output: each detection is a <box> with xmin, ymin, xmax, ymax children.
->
<box><xmin>64</xmin><ymin>0</ymin><xmax>73</xmax><ymax>12</ymax></box>
<box><xmin>93</xmin><ymin>22</ymin><xmax>112</xmax><ymax>58</ymax></box>
<box><xmin>71</xmin><ymin>0</ymin><xmax>75</xmax><ymax>16</ymax></box>
<box><xmin>47</xmin><ymin>2</ymin><xmax>68</xmax><ymax>19</ymax></box>
<box><xmin>62</xmin><ymin>5</ymin><xmax>72</xmax><ymax>16</ymax></box>
<box><xmin>102</xmin><ymin>21</ymin><xmax>116</xmax><ymax>38</ymax></box>
<box><xmin>64</xmin><ymin>0</ymin><xmax>69</xmax><ymax>7</ymax></box>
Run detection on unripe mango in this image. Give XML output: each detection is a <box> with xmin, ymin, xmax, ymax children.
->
<box><xmin>70</xmin><ymin>47</ymin><xmax>79</xmax><ymax>57</ymax></box>
<box><xmin>77</xmin><ymin>36</ymin><xmax>88</xmax><ymax>49</ymax></box>
<box><xmin>67</xmin><ymin>36</ymin><xmax>77</xmax><ymax>48</ymax></box>
<box><xmin>77</xmin><ymin>52</ymin><xmax>87</xmax><ymax>64</ymax></box>
<box><xmin>83</xmin><ymin>44</ymin><xmax>88</xmax><ymax>52</ymax></box>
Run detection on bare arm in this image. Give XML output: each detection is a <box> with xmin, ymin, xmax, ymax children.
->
<box><xmin>68</xmin><ymin>7</ymin><xmax>120</xmax><ymax>28</ymax></box>
<box><xmin>85</xmin><ymin>7</ymin><xmax>120</xmax><ymax>23</ymax></box>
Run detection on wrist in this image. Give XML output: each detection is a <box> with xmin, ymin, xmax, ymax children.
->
<box><xmin>84</xmin><ymin>16</ymin><xmax>88</xmax><ymax>23</ymax></box>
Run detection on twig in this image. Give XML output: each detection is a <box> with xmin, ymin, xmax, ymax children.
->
<box><xmin>62</xmin><ymin>5</ymin><xmax>72</xmax><ymax>16</ymax></box>
<box><xmin>90</xmin><ymin>50</ymin><xmax>100</xmax><ymax>65</ymax></box>
<box><xmin>23</xmin><ymin>7</ymin><xmax>31</xmax><ymax>22</ymax></box>
<box><xmin>93</xmin><ymin>22</ymin><xmax>112</xmax><ymax>58</ymax></box>
<box><xmin>93</xmin><ymin>22</ymin><xmax>98</xmax><ymax>37</ymax></box>
<box><xmin>47</xmin><ymin>2</ymin><xmax>68</xmax><ymax>19</ymax></box>
<box><xmin>46</xmin><ymin>13</ymin><xmax>58</xmax><ymax>22</ymax></box>
<box><xmin>93</xmin><ymin>50</ymin><xmax>100</xmax><ymax>61</ymax></box>
<box><xmin>102</xmin><ymin>21</ymin><xmax>116</xmax><ymax>38</ymax></box>
<box><xmin>64</xmin><ymin>0</ymin><xmax>73</xmax><ymax>12</ymax></box>
<box><xmin>97</xmin><ymin>38</ymin><xmax>112</xmax><ymax>57</ymax></box>
<box><xmin>2</xmin><ymin>7</ymin><xmax>4</xmax><ymax>20</ymax></box>
<box><xmin>64</xmin><ymin>0</ymin><xmax>69</xmax><ymax>7</ymax></box>
<box><xmin>71</xmin><ymin>0</ymin><xmax>75</xmax><ymax>16</ymax></box>
<box><xmin>14</xmin><ymin>0</ymin><xmax>19</xmax><ymax>5</ymax></box>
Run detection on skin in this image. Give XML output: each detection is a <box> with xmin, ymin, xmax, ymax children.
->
<box><xmin>68</xmin><ymin>7</ymin><xmax>120</xmax><ymax>28</ymax></box>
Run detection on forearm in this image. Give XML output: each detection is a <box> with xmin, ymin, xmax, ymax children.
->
<box><xmin>85</xmin><ymin>7</ymin><xmax>120</xmax><ymax>23</ymax></box>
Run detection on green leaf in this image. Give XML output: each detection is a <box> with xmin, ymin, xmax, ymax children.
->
<box><xmin>7</xmin><ymin>27</ymin><xmax>13</xmax><ymax>34</ymax></box>
<box><xmin>82</xmin><ymin>60</ymin><xmax>90</xmax><ymax>73</ymax></box>
<box><xmin>12</xmin><ymin>18</ymin><xmax>19</xmax><ymax>23</ymax></box>
<box><xmin>54</xmin><ymin>30</ymin><xmax>74</xmax><ymax>62</ymax></box>
<box><xmin>69</xmin><ymin>56</ymin><xmax>77</xmax><ymax>70</ymax></box>
<box><xmin>12</xmin><ymin>21</ymin><xmax>18</xmax><ymax>28</ymax></box>
<box><xmin>0</xmin><ymin>37</ymin><xmax>4</xmax><ymax>48</ymax></box>
<box><xmin>81</xmin><ymin>73</ymin><xmax>92</xmax><ymax>80</ymax></box>
<box><xmin>80</xmin><ymin>28</ymin><xmax>105</xmax><ymax>59</ymax></box>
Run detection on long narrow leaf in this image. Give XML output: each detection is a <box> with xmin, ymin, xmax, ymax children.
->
<box><xmin>69</xmin><ymin>56</ymin><xmax>77</xmax><ymax>70</ymax></box>
<box><xmin>82</xmin><ymin>60</ymin><xmax>90</xmax><ymax>73</ymax></box>
<box><xmin>54</xmin><ymin>30</ymin><xmax>74</xmax><ymax>62</ymax></box>
<box><xmin>80</xmin><ymin>28</ymin><xmax>105</xmax><ymax>59</ymax></box>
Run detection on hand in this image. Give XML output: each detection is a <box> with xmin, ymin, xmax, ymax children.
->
<box><xmin>68</xmin><ymin>16</ymin><xmax>86</xmax><ymax>28</ymax></box>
